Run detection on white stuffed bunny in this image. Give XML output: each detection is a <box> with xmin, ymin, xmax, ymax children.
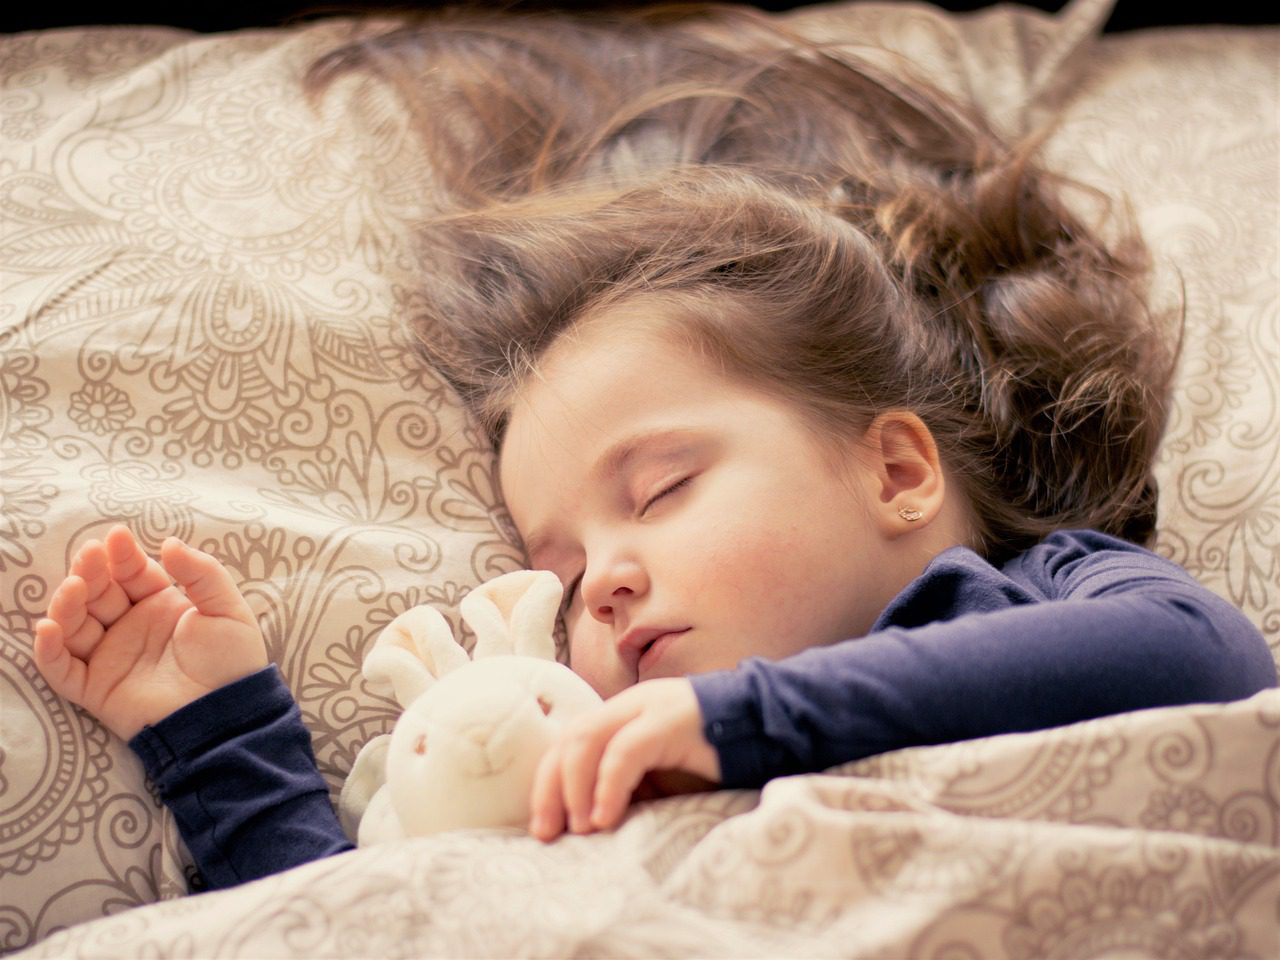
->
<box><xmin>338</xmin><ymin>570</ymin><xmax>603</xmax><ymax>844</ymax></box>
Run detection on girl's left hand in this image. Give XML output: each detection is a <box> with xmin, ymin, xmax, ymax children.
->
<box><xmin>529</xmin><ymin>677</ymin><xmax>721</xmax><ymax>841</ymax></box>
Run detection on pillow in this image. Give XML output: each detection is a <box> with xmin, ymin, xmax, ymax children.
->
<box><xmin>1035</xmin><ymin>24</ymin><xmax>1280</xmax><ymax>649</ymax></box>
<box><xmin>0</xmin><ymin>19</ymin><xmax>522</xmax><ymax>949</ymax></box>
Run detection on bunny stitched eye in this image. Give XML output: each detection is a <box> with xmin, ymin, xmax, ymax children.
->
<box><xmin>536</xmin><ymin>695</ymin><xmax>553</xmax><ymax>716</ymax></box>
<box><xmin>413</xmin><ymin>733</ymin><xmax>428</xmax><ymax>756</ymax></box>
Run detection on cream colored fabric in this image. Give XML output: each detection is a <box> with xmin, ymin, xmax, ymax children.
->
<box><xmin>2</xmin><ymin>1</ymin><xmax>1277</xmax><ymax>956</ymax></box>
<box><xmin>0</xmin><ymin>18</ymin><xmax>523</xmax><ymax>948</ymax></box>
<box><xmin>13</xmin><ymin>691</ymin><xmax>1280</xmax><ymax>957</ymax></box>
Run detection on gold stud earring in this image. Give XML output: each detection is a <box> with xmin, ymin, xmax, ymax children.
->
<box><xmin>898</xmin><ymin>507</ymin><xmax>924</xmax><ymax>522</ymax></box>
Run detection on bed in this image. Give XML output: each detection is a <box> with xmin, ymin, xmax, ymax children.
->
<box><xmin>2</xmin><ymin>0</ymin><xmax>1277</xmax><ymax>955</ymax></box>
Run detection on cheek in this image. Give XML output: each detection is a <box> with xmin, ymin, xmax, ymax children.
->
<box><xmin>567</xmin><ymin>625</ymin><xmax>629</xmax><ymax>698</ymax></box>
<box><xmin>683</xmin><ymin>518</ymin><xmax>840</xmax><ymax>645</ymax></box>
<box><xmin>685</xmin><ymin>518</ymin><xmax>796</xmax><ymax>601</ymax></box>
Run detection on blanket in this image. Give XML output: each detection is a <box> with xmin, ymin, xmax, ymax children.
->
<box><xmin>2</xmin><ymin>0</ymin><xmax>1277</xmax><ymax>955</ymax></box>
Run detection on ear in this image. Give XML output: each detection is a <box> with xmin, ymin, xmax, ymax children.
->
<box><xmin>363</xmin><ymin>605</ymin><xmax>470</xmax><ymax>708</ymax></box>
<box><xmin>461</xmin><ymin>569</ymin><xmax>562</xmax><ymax>661</ymax></box>
<box><xmin>857</xmin><ymin>410</ymin><xmax>947</xmax><ymax>539</ymax></box>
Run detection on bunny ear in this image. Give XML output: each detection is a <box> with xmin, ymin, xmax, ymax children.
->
<box><xmin>460</xmin><ymin>570</ymin><xmax>562</xmax><ymax>661</ymax></box>
<box><xmin>363</xmin><ymin>604</ymin><xmax>470</xmax><ymax>707</ymax></box>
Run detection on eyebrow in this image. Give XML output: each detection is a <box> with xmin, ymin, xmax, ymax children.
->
<box><xmin>521</xmin><ymin>427</ymin><xmax>702</xmax><ymax>564</ymax></box>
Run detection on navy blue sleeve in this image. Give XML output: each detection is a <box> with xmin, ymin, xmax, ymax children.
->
<box><xmin>691</xmin><ymin>534</ymin><xmax>1277</xmax><ymax>788</ymax></box>
<box><xmin>128</xmin><ymin>665</ymin><xmax>354</xmax><ymax>891</ymax></box>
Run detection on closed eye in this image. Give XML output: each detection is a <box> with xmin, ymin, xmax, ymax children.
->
<box><xmin>561</xmin><ymin>572</ymin><xmax>583</xmax><ymax>616</ymax></box>
<box><xmin>641</xmin><ymin>476</ymin><xmax>691</xmax><ymax>516</ymax></box>
<box><xmin>560</xmin><ymin>476</ymin><xmax>693</xmax><ymax>617</ymax></box>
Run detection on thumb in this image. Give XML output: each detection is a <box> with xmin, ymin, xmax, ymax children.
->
<box><xmin>160</xmin><ymin>538</ymin><xmax>255</xmax><ymax>625</ymax></box>
<box><xmin>33</xmin><ymin>618</ymin><xmax>88</xmax><ymax>704</ymax></box>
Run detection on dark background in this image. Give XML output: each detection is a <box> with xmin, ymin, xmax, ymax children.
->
<box><xmin>4</xmin><ymin>1</ymin><xmax>1278</xmax><ymax>35</ymax></box>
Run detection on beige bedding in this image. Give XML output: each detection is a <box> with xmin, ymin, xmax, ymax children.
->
<box><xmin>2</xmin><ymin>1</ymin><xmax>1277</xmax><ymax>956</ymax></box>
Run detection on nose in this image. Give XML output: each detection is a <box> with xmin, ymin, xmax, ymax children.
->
<box><xmin>581</xmin><ymin>554</ymin><xmax>649</xmax><ymax>624</ymax></box>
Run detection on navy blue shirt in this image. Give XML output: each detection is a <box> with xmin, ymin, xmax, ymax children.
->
<box><xmin>129</xmin><ymin>530</ymin><xmax>1276</xmax><ymax>890</ymax></box>
<box><xmin>690</xmin><ymin>530</ymin><xmax>1276</xmax><ymax>787</ymax></box>
<box><xmin>129</xmin><ymin>666</ymin><xmax>354</xmax><ymax>889</ymax></box>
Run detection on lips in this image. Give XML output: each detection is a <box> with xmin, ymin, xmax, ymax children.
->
<box><xmin>637</xmin><ymin>628</ymin><xmax>689</xmax><ymax>677</ymax></box>
<box><xmin>618</xmin><ymin>625</ymin><xmax>691</xmax><ymax>678</ymax></box>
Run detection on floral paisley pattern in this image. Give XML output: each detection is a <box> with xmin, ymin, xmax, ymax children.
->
<box><xmin>2</xmin><ymin>1</ymin><xmax>1278</xmax><ymax>957</ymax></box>
<box><xmin>0</xmin><ymin>17</ymin><xmax>519</xmax><ymax>951</ymax></box>
<box><xmin>67</xmin><ymin>382</ymin><xmax>135</xmax><ymax>437</ymax></box>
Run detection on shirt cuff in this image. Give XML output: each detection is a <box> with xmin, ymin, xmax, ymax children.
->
<box><xmin>129</xmin><ymin>666</ymin><xmax>293</xmax><ymax>778</ymax></box>
<box><xmin>690</xmin><ymin>667</ymin><xmax>793</xmax><ymax>789</ymax></box>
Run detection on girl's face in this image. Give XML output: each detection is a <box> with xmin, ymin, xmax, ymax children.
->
<box><xmin>498</xmin><ymin>304</ymin><xmax>912</xmax><ymax>698</ymax></box>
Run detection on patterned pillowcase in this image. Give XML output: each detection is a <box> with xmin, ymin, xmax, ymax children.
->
<box><xmin>0</xmin><ymin>21</ymin><xmax>523</xmax><ymax>949</ymax></box>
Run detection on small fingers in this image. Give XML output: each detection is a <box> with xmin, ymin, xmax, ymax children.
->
<box><xmin>591</xmin><ymin>720</ymin><xmax>663</xmax><ymax>829</ymax></box>
<box><xmin>32</xmin><ymin>618</ymin><xmax>88</xmax><ymax>705</ymax></box>
<box><xmin>46</xmin><ymin>574</ymin><xmax>88</xmax><ymax>634</ymax></box>
<box><xmin>558</xmin><ymin>717</ymin><xmax>617</xmax><ymax>834</ymax></box>
<box><xmin>70</xmin><ymin>539</ymin><xmax>131</xmax><ymax>630</ymax></box>
<box><xmin>530</xmin><ymin>695</ymin><xmax>681</xmax><ymax>841</ymax></box>
<box><xmin>528</xmin><ymin>744</ymin><xmax>569</xmax><ymax>842</ymax></box>
<box><xmin>46</xmin><ymin>575</ymin><xmax>105</xmax><ymax>658</ymax></box>
<box><xmin>105</xmin><ymin>524</ymin><xmax>173</xmax><ymax>603</ymax></box>
<box><xmin>69</xmin><ymin>538</ymin><xmax>107</xmax><ymax>585</ymax></box>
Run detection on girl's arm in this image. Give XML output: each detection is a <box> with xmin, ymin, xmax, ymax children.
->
<box><xmin>690</xmin><ymin>530</ymin><xmax>1277</xmax><ymax>788</ymax></box>
<box><xmin>129</xmin><ymin>665</ymin><xmax>354</xmax><ymax>890</ymax></box>
<box><xmin>35</xmin><ymin>527</ymin><xmax>353</xmax><ymax>890</ymax></box>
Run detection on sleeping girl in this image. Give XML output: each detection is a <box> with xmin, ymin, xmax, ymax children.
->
<box><xmin>29</xmin><ymin>6</ymin><xmax>1278</xmax><ymax>891</ymax></box>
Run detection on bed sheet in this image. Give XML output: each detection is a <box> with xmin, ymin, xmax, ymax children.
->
<box><xmin>2</xmin><ymin>0</ymin><xmax>1277</xmax><ymax>955</ymax></box>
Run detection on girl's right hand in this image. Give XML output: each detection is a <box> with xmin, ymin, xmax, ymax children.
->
<box><xmin>33</xmin><ymin>525</ymin><xmax>269</xmax><ymax>742</ymax></box>
<box><xmin>527</xmin><ymin>677</ymin><xmax>721</xmax><ymax>841</ymax></box>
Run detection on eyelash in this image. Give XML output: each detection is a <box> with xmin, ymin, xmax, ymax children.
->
<box><xmin>641</xmin><ymin>475</ymin><xmax>691</xmax><ymax>516</ymax></box>
<box><xmin>560</xmin><ymin>476</ymin><xmax>692</xmax><ymax>615</ymax></box>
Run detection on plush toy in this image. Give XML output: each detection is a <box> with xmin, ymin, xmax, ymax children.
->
<box><xmin>338</xmin><ymin>570</ymin><xmax>603</xmax><ymax>844</ymax></box>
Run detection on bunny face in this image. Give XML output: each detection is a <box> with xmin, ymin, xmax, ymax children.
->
<box><xmin>340</xmin><ymin>569</ymin><xmax>605</xmax><ymax>842</ymax></box>
<box><xmin>387</xmin><ymin>657</ymin><xmax>602</xmax><ymax>835</ymax></box>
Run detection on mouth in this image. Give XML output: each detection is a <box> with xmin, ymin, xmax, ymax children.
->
<box><xmin>637</xmin><ymin>628</ymin><xmax>690</xmax><ymax>679</ymax></box>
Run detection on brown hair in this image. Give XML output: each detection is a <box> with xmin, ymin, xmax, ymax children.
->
<box><xmin>307</xmin><ymin>4</ymin><xmax>1178</xmax><ymax>563</ymax></box>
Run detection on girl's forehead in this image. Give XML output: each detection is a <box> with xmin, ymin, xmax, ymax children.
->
<box><xmin>507</xmin><ymin>309</ymin><xmax>710</xmax><ymax>431</ymax></box>
<box><xmin>500</xmin><ymin>327</ymin><xmax>697</xmax><ymax>474</ymax></box>
<box><xmin>498</xmin><ymin>320</ymin><xmax>741</xmax><ymax>525</ymax></box>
